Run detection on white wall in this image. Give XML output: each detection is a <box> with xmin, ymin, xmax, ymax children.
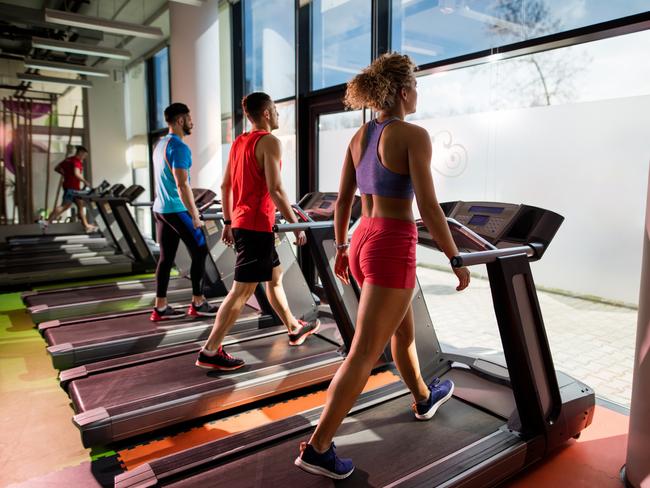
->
<box><xmin>411</xmin><ymin>96</ymin><xmax>650</xmax><ymax>305</ymax></box>
<box><xmin>87</xmin><ymin>76</ymin><xmax>130</xmax><ymax>187</ymax></box>
<box><xmin>319</xmin><ymin>96</ymin><xmax>650</xmax><ymax>304</ymax></box>
<box><xmin>169</xmin><ymin>0</ymin><xmax>222</xmax><ymax>193</ymax></box>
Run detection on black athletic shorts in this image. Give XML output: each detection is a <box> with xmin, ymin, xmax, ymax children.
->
<box><xmin>233</xmin><ymin>228</ymin><xmax>280</xmax><ymax>283</ymax></box>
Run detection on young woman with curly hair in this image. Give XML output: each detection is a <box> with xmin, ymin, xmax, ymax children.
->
<box><xmin>294</xmin><ymin>53</ymin><xmax>471</xmax><ymax>479</ymax></box>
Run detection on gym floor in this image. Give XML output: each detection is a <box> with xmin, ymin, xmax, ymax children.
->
<box><xmin>0</xmin><ymin>274</ymin><xmax>632</xmax><ymax>487</ymax></box>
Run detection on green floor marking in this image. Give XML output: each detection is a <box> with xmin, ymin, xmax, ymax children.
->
<box><xmin>0</xmin><ymin>292</ymin><xmax>24</xmax><ymax>313</ymax></box>
<box><xmin>90</xmin><ymin>448</ymin><xmax>118</xmax><ymax>461</ymax></box>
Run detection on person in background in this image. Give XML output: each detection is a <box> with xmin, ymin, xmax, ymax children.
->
<box><xmin>48</xmin><ymin>145</ymin><xmax>96</xmax><ymax>232</ymax></box>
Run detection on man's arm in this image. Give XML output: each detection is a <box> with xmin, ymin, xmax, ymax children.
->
<box><xmin>73</xmin><ymin>167</ymin><xmax>91</xmax><ymax>188</ymax></box>
<box><xmin>219</xmin><ymin>149</ymin><xmax>234</xmax><ymax>245</ymax></box>
<box><xmin>220</xmin><ymin>156</ymin><xmax>233</xmax><ymax>223</ymax></box>
<box><xmin>172</xmin><ymin>168</ymin><xmax>201</xmax><ymax>227</ymax></box>
<box><xmin>261</xmin><ymin>136</ymin><xmax>297</xmax><ymax>224</ymax></box>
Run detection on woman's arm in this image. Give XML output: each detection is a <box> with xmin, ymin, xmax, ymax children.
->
<box><xmin>334</xmin><ymin>145</ymin><xmax>358</xmax><ymax>285</ymax></box>
<box><xmin>408</xmin><ymin>125</ymin><xmax>470</xmax><ymax>291</ymax></box>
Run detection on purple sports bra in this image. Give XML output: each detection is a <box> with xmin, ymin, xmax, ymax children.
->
<box><xmin>356</xmin><ymin>118</ymin><xmax>414</xmax><ymax>200</ymax></box>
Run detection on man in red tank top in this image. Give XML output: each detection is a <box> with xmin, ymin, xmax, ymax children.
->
<box><xmin>196</xmin><ymin>92</ymin><xmax>320</xmax><ymax>370</ymax></box>
<box><xmin>48</xmin><ymin>145</ymin><xmax>96</xmax><ymax>232</ymax></box>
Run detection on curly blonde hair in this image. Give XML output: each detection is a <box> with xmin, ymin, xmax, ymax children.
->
<box><xmin>344</xmin><ymin>53</ymin><xmax>417</xmax><ymax>111</ymax></box>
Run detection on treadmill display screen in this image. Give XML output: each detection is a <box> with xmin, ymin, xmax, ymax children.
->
<box><xmin>469</xmin><ymin>206</ymin><xmax>503</xmax><ymax>214</ymax></box>
<box><xmin>469</xmin><ymin>215</ymin><xmax>490</xmax><ymax>226</ymax></box>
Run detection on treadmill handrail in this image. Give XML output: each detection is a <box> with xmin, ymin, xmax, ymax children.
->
<box><xmin>451</xmin><ymin>246</ymin><xmax>534</xmax><ymax>268</ymax></box>
<box><xmin>274</xmin><ymin>221</ymin><xmax>334</xmax><ymax>232</ymax></box>
<box><xmin>451</xmin><ymin>242</ymin><xmax>546</xmax><ymax>268</ymax></box>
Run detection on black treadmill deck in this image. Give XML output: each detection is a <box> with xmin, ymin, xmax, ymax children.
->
<box><xmin>70</xmin><ymin>331</ymin><xmax>340</xmax><ymax>413</ymax></box>
<box><xmin>164</xmin><ymin>396</ymin><xmax>505</xmax><ymax>487</ymax></box>
<box><xmin>25</xmin><ymin>277</ymin><xmax>189</xmax><ymax>308</ymax></box>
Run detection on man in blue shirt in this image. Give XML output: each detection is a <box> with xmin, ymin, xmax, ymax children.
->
<box><xmin>151</xmin><ymin>103</ymin><xmax>218</xmax><ymax>321</ymax></box>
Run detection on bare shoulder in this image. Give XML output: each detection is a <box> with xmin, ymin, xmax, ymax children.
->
<box><xmin>350</xmin><ymin>123</ymin><xmax>368</xmax><ymax>146</ymax></box>
<box><xmin>258</xmin><ymin>133</ymin><xmax>282</xmax><ymax>150</ymax></box>
<box><xmin>391</xmin><ymin>120</ymin><xmax>429</xmax><ymax>140</ymax></box>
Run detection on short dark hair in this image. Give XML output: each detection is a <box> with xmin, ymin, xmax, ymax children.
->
<box><xmin>75</xmin><ymin>145</ymin><xmax>88</xmax><ymax>154</ymax></box>
<box><xmin>164</xmin><ymin>103</ymin><xmax>190</xmax><ymax>124</ymax></box>
<box><xmin>242</xmin><ymin>92</ymin><xmax>272</xmax><ymax>119</ymax></box>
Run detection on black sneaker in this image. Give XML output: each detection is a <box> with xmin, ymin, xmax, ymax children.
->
<box><xmin>188</xmin><ymin>301</ymin><xmax>219</xmax><ymax>317</ymax></box>
<box><xmin>150</xmin><ymin>306</ymin><xmax>186</xmax><ymax>322</ymax></box>
<box><xmin>288</xmin><ymin>319</ymin><xmax>321</xmax><ymax>346</ymax></box>
<box><xmin>195</xmin><ymin>346</ymin><xmax>245</xmax><ymax>371</ymax></box>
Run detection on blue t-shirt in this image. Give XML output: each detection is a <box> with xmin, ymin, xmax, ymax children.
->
<box><xmin>153</xmin><ymin>134</ymin><xmax>191</xmax><ymax>213</ymax></box>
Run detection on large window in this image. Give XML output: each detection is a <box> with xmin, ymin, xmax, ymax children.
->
<box><xmin>244</xmin><ymin>0</ymin><xmax>295</xmax><ymax>100</ymax></box>
<box><xmin>392</xmin><ymin>0</ymin><xmax>650</xmax><ymax>66</ymax></box>
<box><xmin>149</xmin><ymin>47</ymin><xmax>170</xmax><ymax>131</ymax></box>
<box><xmin>311</xmin><ymin>0</ymin><xmax>371</xmax><ymax>90</ymax></box>
<box><xmin>317</xmin><ymin>110</ymin><xmax>363</xmax><ymax>192</ymax></box>
<box><xmin>409</xmin><ymin>28</ymin><xmax>650</xmax><ymax>406</ymax></box>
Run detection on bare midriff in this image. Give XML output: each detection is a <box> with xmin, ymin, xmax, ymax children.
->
<box><xmin>360</xmin><ymin>194</ymin><xmax>414</xmax><ymax>222</ymax></box>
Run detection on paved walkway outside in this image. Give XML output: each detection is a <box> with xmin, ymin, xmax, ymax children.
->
<box><xmin>417</xmin><ymin>266</ymin><xmax>637</xmax><ymax>407</ymax></box>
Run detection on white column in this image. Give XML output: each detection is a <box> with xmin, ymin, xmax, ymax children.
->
<box><xmin>625</xmin><ymin>164</ymin><xmax>650</xmax><ymax>488</ymax></box>
<box><xmin>87</xmin><ymin>76</ymin><xmax>130</xmax><ymax>186</ymax></box>
<box><xmin>169</xmin><ymin>0</ymin><xmax>222</xmax><ymax>193</ymax></box>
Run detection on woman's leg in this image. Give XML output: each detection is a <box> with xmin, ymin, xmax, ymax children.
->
<box><xmin>391</xmin><ymin>305</ymin><xmax>429</xmax><ymax>403</ymax></box>
<box><xmin>308</xmin><ymin>283</ymin><xmax>413</xmax><ymax>452</ymax></box>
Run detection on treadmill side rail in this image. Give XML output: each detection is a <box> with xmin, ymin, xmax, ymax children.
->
<box><xmin>38</xmin><ymin>319</ymin><xmax>60</xmax><ymax>331</ymax></box>
<box><xmin>73</xmin><ymin>407</ymin><xmax>110</xmax><ymax>426</ymax></box>
<box><xmin>114</xmin><ymin>464</ymin><xmax>158</xmax><ymax>488</ymax></box>
<box><xmin>60</xmin><ymin>366</ymin><xmax>89</xmax><ymax>389</ymax></box>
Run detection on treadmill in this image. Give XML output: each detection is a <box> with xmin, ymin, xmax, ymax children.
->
<box><xmin>114</xmin><ymin>200</ymin><xmax>595</xmax><ymax>488</ymax></box>
<box><xmin>0</xmin><ymin>185</ymin><xmax>156</xmax><ymax>288</ymax></box>
<box><xmin>22</xmin><ymin>189</ymin><xmax>221</xmax><ymax>323</ymax></box>
<box><xmin>1</xmin><ymin>181</ymin><xmax>114</xmax><ymax>258</ymax></box>
<box><xmin>43</xmin><ymin>224</ymin><xmax>315</xmax><ymax>370</ymax></box>
<box><xmin>0</xmin><ymin>184</ymin><xmax>124</xmax><ymax>268</ymax></box>
<box><xmin>60</xmin><ymin>192</ymin><xmax>376</xmax><ymax>448</ymax></box>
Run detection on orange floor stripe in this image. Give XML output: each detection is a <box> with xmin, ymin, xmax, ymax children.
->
<box><xmin>117</xmin><ymin>369</ymin><xmax>399</xmax><ymax>470</ymax></box>
<box><xmin>505</xmin><ymin>405</ymin><xmax>629</xmax><ymax>487</ymax></box>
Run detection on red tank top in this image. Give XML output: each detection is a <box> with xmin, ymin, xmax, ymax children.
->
<box><xmin>61</xmin><ymin>156</ymin><xmax>83</xmax><ymax>190</ymax></box>
<box><xmin>230</xmin><ymin>131</ymin><xmax>279</xmax><ymax>233</ymax></box>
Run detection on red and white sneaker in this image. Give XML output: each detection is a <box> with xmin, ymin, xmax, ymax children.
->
<box><xmin>195</xmin><ymin>346</ymin><xmax>245</xmax><ymax>371</ymax></box>
<box><xmin>150</xmin><ymin>306</ymin><xmax>186</xmax><ymax>322</ymax></box>
<box><xmin>188</xmin><ymin>301</ymin><xmax>219</xmax><ymax>318</ymax></box>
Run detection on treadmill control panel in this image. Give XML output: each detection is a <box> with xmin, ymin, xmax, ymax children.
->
<box><xmin>449</xmin><ymin>202</ymin><xmax>521</xmax><ymax>242</ymax></box>
<box><xmin>297</xmin><ymin>192</ymin><xmax>362</xmax><ymax>223</ymax></box>
<box><xmin>418</xmin><ymin>201</ymin><xmax>564</xmax><ymax>259</ymax></box>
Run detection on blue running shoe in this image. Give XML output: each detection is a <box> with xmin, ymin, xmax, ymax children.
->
<box><xmin>413</xmin><ymin>378</ymin><xmax>454</xmax><ymax>420</ymax></box>
<box><xmin>294</xmin><ymin>442</ymin><xmax>354</xmax><ymax>480</ymax></box>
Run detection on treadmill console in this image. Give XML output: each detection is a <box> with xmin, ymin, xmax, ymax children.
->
<box><xmin>419</xmin><ymin>201</ymin><xmax>564</xmax><ymax>259</ymax></box>
<box><xmin>297</xmin><ymin>192</ymin><xmax>361</xmax><ymax>223</ymax></box>
<box><xmin>448</xmin><ymin>202</ymin><xmax>521</xmax><ymax>243</ymax></box>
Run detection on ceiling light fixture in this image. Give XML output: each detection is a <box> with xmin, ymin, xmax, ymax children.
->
<box><xmin>17</xmin><ymin>73</ymin><xmax>93</xmax><ymax>89</ymax></box>
<box><xmin>31</xmin><ymin>37</ymin><xmax>131</xmax><ymax>60</ymax></box>
<box><xmin>168</xmin><ymin>0</ymin><xmax>205</xmax><ymax>5</ymax></box>
<box><xmin>23</xmin><ymin>58</ymin><xmax>110</xmax><ymax>77</ymax></box>
<box><xmin>44</xmin><ymin>8</ymin><xmax>164</xmax><ymax>39</ymax></box>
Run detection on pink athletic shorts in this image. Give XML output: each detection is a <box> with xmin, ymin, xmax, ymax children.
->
<box><xmin>348</xmin><ymin>216</ymin><xmax>418</xmax><ymax>289</ymax></box>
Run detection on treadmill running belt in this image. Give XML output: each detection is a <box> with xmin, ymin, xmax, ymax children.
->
<box><xmin>45</xmin><ymin>302</ymin><xmax>255</xmax><ymax>346</ymax></box>
<box><xmin>164</xmin><ymin>397</ymin><xmax>503</xmax><ymax>487</ymax></box>
<box><xmin>70</xmin><ymin>334</ymin><xmax>337</xmax><ymax>414</ymax></box>
<box><xmin>2</xmin><ymin>256</ymin><xmax>131</xmax><ymax>275</ymax></box>
<box><xmin>25</xmin><ymin>278</ymin><xmax>190</xmax><ymax>307</ymax></box>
